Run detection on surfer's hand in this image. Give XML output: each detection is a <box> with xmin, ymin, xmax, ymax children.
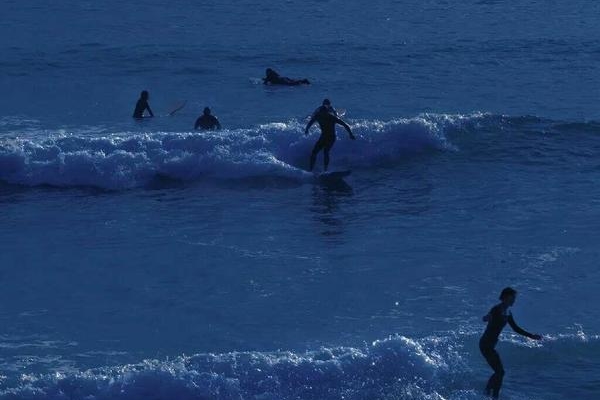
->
<box><xmin>531</xmin><ymin>334</ymin><xmax>542</xmax><ymax>340</ymax></box>
<box><xmin>350</xmin><ymin>133</ymin><xmax>356</xmax><ymax>140</ymax></box>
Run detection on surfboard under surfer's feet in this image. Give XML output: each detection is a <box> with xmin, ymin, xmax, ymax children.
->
<box><xmin>313</xmin><ymin>170</ymin><xmax>352</xmax><ymax>183</ymax></box>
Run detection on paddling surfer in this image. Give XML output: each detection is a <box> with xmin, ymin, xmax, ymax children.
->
<box><xmin>263</xmin><ymin>68</ymin><xmax>310</xmax><ymax>86</ymax></box>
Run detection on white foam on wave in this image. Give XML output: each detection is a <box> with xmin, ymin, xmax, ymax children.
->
<box><xmin>2</xmin><ymin>331</ymin><xmax>598</xmax><ymax>400</ymax></box>
<box><xmin>0</xmin><ymin>334</ymin><xmax>467</xmax><ymax>400</ymax></box>
<box><xmin>0</xmin><ymin>113</ymin><xmax>485</xmax><ymax>190</ymax></box>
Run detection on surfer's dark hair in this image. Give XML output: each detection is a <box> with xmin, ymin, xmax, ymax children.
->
<box><xmin>499</xmin><ymin>287</ymin><xmax>517</xmax><ymax>300</ymax></box>
<box><xmin>141</xmin><ymin>90</ymin><xmax>149</xmax><ymax>98</ymax></box>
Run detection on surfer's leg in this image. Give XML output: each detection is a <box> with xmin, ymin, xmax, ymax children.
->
<box><xmin>322</xmin><ymin>136</ymin><xmax>336</xmax><ymax>171</ymax></box>
<box><xmin>310</xmin><ymin>138</ymin><xmax>325</xmax><ymax>171</ymax></box>
<box><xmin>482</xmin><ymin>347</ymin><xmax>504</xmax><ymax>398</ymax></box>
<box><xmin>490</xmin><ymin>352</ymin><xmax>504</xmax><ymax>399</ymax></box>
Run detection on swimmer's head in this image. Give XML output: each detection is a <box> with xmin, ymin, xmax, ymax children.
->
<box><xmin>140</xmin><ymin>90</ymin><xmax>149</xmax><ymax>100</ymax></box>
<box><xmin>203</xmin><ymin>107</ymin><xmax>211</xmax><ymax>115</ymax></box>
<box><xmin>499</xmin><ymin>287</ymin><xmax>517</xmax><ymax>305</ymax></box>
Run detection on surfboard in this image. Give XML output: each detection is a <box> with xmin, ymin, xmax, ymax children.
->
<box><xmin>317</xmin><ymin>170</ymin><xmax>352</xmax><ymax>182</ymax></box>
<box><xmin>167</xmin><ymin>100</ymin><xmax>187</xmax><ymax>116</ymax></box>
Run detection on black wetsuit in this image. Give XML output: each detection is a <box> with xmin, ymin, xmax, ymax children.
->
<box><xmin>306</xmin><ymin>106</ymin><xmax>351</xmax><ymax>171</ymax></box>
<box><xmin>480</xmin><ymin>304</ymin><xmax>536</xmax><ymax>398</ymax></box>
<box><xmin>195</xmin><ymin>115</ymin><xmax>221</xmax><ymax>130</ymax></box>
<box><xmin>263</xmin><ymin>71</ymin><xmax>309</xmax><ymax>86</ymax></box>
<box><xmin>133</xmin><ymin>99</ymin><xmax>153</xmax><ymax>119</ymax></box>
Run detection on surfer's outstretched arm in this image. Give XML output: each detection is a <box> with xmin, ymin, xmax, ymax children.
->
<box><xmin>336</xmin><ymin>117</ymin><xmax>355</xmax><ymax>140</ymax></box>
<box><xmin>508</xmin><ymin>315</ymin><xmax>542</xmax><ymax>339</ymax></box>
<box><xmin>305</xmin><ymin>117</ymin><xmax>316</xmax><ymax>135</ymax></box>
<box><xmin>146</xmin><ymin>105</ymin><xmax>154</xmax><ymax>117</ymax></box>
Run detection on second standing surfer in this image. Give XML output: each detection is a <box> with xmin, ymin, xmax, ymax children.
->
<box><xmin>480</xmin><ymin>287</ymin><xmax>542</xmax><ymax>399</ymax></box>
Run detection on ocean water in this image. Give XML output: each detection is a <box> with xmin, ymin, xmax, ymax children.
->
<box><xmin>1</xmin><ymin>1</ymin><xmax>600</xmax><ymax>399</ymax></box>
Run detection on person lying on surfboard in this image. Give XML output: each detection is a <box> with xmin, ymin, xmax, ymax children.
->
<box><xmin>480</xmin><ymin>287</ymin><xmax>542</xmax><ymax>399</ymax></box>
<box><xmin>305</xmin><ymin>99</ymin><xmax>355</xmax><ymax>172</ymax></box>
<box><xmin>132</xmin><ymin>90</ymin><xmax>154</xmax><ymax>119</ymax></box>
<box><xmin>263</xmin><ymin>68</ymin><xmax>310</xmax><ymax>86</ymax></box>
<box><xmin>194</xmin><ymin>107</ymin><xmax>221</xmax><ymax>130</ymax></box>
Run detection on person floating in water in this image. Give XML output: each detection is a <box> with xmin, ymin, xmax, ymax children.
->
<box><xmin>480</xmin><ymin>287</ymin><xmax>542</xmax><ymax>399</ymax></box>
<box><xmin>194</xmin><ymin>107</ymin><xmax>221</xmax><ymax>130</ymax></box>
<box><xmin>132</xmin><ymin>90</ymin><xmax>154</xmax><ymax>119</ymax></box>
<box><xmin>263</xmin><ymin>68</ymin><xmax>310</xmax><ymax>86</ymax></box>
<box><xmin>304</xmin><ymin>99</ymin><xmax>355</xmax><ymax>172</ymax></box>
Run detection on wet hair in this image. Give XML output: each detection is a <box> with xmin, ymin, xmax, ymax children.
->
<box><xmin>322</xmin><ymin>98</ymin><xmax>331</xmax><ymax>106</ymax></box>
<box><xmin>141</xmin><ymin>90</ymin><xmax>149</xmax><ymax>98</ymax></box>
<box><xmin>203</xmin><ymin>107</ymin><xmax>211</xmax><ymax>115</ymax></box>
<box><xmin>499</xmin><ymin>287</ymin><xmax>517</xmax><ymax>300</ymax></box>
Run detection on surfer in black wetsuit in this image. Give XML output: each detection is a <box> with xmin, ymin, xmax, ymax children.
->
<box><xmin>480</xmin><ymin>287</ymin><xmax>542</xmax><ymax>399</ymax></box>
<box><xmin>132</xmin><ymin>90</ymin><xmax>154</xmax><ymax>119</ymax></box>
<box><xmin>194</xmin><ymin>107</ymin><xmax>221</xmax><ymax>130</ymax></box>
<box><xmin>305</xmin><ymin>99</ymin><xmax>355</xmax><ymax>171</ymax></box>
<box><xmin>263</xmin><ymin>68</ymin><xmax>310</xmax><ymax>86</ymax></box>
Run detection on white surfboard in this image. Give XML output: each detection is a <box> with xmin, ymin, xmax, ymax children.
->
<box><xmin>316</xmin><ymin>170</ymin><xmax>352</xmax><ymax>182</ymax></box>
<box><xmin>167</xmin><ymin>100</ymin><xmax>187</xmax><ymax>116</ymax></box>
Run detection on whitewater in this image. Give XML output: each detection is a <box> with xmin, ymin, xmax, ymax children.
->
<box><xmin>2</xmin><ymin>1</ymin><xmax>600</xmax><ymax>399</ymax></box>
<box><xmin>0</xmin><ymin>114</ymin><xmax>458</xmax><ymax>189</ymax></box>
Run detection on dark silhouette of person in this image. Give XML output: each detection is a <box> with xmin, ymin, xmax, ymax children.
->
<box><xmin>480</xmin><ymin>287</ymin><xmax>542</xmax><ymax>399</ymax></box>
<box><xmin>305</xmin><ymin>99</ymin><xmax>355</xmax><ymax>172</ymax></box>
<box><xmin>132</xmin><ymin>90</ymin><xmax>154</xmax><ymax>119</ymax></box>
<box><xmin>312</xmin><ymin>100</ymin><xmax>339</xmax><ymax>117</ymax></box>
<box><xmin>195</xmin><ymin>107</ymin><xmax>221</xmax><ymax>130</ymax></box>
<box><xmin>263</xmin><ymin>68</ymin><xmax>310</xmax><ymax>86</ymax></box>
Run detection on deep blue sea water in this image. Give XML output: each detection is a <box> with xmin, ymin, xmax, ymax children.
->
<box><xmin>1</xmin><ymin>1</ymin><xmax>600</xmax><ymax>399</ymax></box>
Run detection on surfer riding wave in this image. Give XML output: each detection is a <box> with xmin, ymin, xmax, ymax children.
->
<box><xmin>304</xmin><ymin>99</ymin><xmax>355</xmax><ymax>172</ymax></box>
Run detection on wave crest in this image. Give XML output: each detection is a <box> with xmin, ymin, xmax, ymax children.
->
<box><xmin>0</xmin><ymin>334</ymin><xmax>463</xmax><ymax>400</ymax></box>
<box><xmin>0</xmin><ymin>113</ymin><xmax>487</xmax><ymax>190</ymax></box>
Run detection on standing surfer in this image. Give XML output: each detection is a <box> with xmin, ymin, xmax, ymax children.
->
<box><xmin>480</xmin><ymin>287</ymin><xmax>542</xmax><ymax>399</ymax></box>
<box><xmin>304</xmin><ymin>99</ymin><xmax>355</xmax><ymax>172</ymax></box>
